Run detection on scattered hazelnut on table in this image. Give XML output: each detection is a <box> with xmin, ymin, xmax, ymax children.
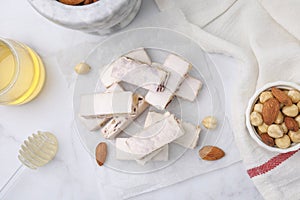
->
<box><xmin>202</xmin><ymin>116</ymin><xmax>217</xmax><ymax>129</ymax></box>
<box><xmin>75</xmin><ymin>62</ymin><xmax>91</xmax><ymax>75</ymax></box>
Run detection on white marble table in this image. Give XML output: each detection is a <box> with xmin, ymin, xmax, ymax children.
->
<box><xmin>0</xmin><ymin>0</ymin><xmax>263</xmax><ymax>199</ymax></box>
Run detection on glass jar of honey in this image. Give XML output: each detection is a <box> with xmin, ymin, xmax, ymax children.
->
<box><xmin>0</xmin><ymin>38</ymin><xmax>45</xmax><ymax>105</ymax></box>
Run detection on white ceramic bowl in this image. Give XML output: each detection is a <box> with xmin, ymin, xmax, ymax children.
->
<box><xmin>246</xmin><ymin>81</ymin><xmax>300</xmax><ymax>153</ymax></box>
<box><xmin>28</xmin><ymin>0</ymin><xmax>142</xmax><ymax>35</ymax></box>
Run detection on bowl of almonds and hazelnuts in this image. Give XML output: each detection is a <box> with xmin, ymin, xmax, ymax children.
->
<box><xmin>28</xmin><ymin>0</ymin><xmax>142</xmax><ymax>35</ymax></box>
<box><xmin>246</xmin><ymin>81</ymin><xmax>300</xmax><ymax>153</ymax></box>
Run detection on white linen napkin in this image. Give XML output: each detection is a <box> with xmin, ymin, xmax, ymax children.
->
<box><xmin>155</xmin><ymin>0</ymin><xmax>300</xmax><ymax>199</ymax></box>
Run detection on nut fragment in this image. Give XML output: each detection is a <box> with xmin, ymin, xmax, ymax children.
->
<box><xmin>59</xmin><ymin>0</ymin><xmax>85</xmax><ymax>5</ymax></box>
<box><xmin>260</xmin><ymin>133</ymin><xmax>275</xmax><ymax>147</ymax></box>
<box><xmin>83</xmin><ymin>0</ymin><xmax>93</xmax><ymax>4</ymax></box>
<box><xmin>95</xmin><ymin>142</ymin><xmax>107</xmax><ymax>166</ymax></box>
<box><xmin>262</xmin><ymin>98</ymin><xmax>280</xmax><ymax>125</ymax></box>
<box><xmin>275</xmin><ymin>111</ymin><xmax>284</xmax><ymax>124</ymax></box>
<box><xmin>75</xmin><ymin>62</ymin><xmax>91</xmax><ymax>74</ymax></box>
<box><xmin>199</xmin><ymin>146</ymin><xmax>225</xmax><ymax>161</ymax></box>
<box><xmin>259</xmin><ymin>91</ymin><xmax>273</xmax><ymax>103</ymax></box>
<box><xmin>288</xmin><ymin>130</ymin><xmax>300</xmax><ymax>143</ymax></box>
<box><xmin>282</xmin><ymin>104</ymin><xmax>299</xmax><ymax>117</ymax></box>
<box><xmin>258</xmin><ymin>123</ymin><xmax>269</xmax><ymax>133</ymax></box>
<box><xmin>284</xmin><ymin>117</ymin><xmax>299</xmax><ymax>132</ymax></box>
<box><xmin>295</xmin><ymin>115</ymin><xmax>300</xmax><ymax>127</ymax></box>
<box><xmin>250</xmin><ymin>112</ymin><xmax>263</xmax><ymax>126</ymax></box>
<box><xmin>275</xmin><ymin>135</ymin><xmax>291</xmax><ymax>149</ymax></box>
<box><xmin>267</xmin><ymin>124</ymin><xmax>284</xmax><ymax>138</ymax></box>
<box><xmin>288</xmin><ymin>90</ymin><xmax>300</xmax><ymax>103</ymax></box>
<box><xmin>202</xmin><ymin>116</ymin><xmax>217</xmax><ymax>129</ymax></box>
<box><xmin>254</xmin><ymin>103</ymin><xmax>263</xmax><ymax>113</ymax></box>
<box><xmin>271</xmin><ymin>87</ymin><xmax>292</xmax><ymax>106</ymax></box>
<box><xmin>281</xmin><ymin>123</ymin><xmax>288</xmax><ymax>134</ymax></box>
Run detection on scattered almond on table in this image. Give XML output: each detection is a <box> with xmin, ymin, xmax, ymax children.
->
<box><xmin>250</xmin><ymin>87</ymin><xmax>300</xmax><ymax>149</ymax></box>
<box><xmin>199</xmin><ymin>146</ymin><xmax>225</xmax><ymax>161</ymax></box>
<box><xmin>95</xmin><ymin>142</ymin><xmax>107</xmax><ymax>166</ymax></box>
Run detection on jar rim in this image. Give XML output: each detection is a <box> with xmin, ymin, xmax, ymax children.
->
<box><xmin>0</xmin><ymin>37</ymin><xmax>20</xmax><ymax>96</ymax></box>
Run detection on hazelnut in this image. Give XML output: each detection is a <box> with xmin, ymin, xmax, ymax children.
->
<box><xmin>274</xmin><ymin>111</ymin><xmax>284</xmax><ymax>124</ymax></box>
<box><xmin>285</xmin><ymin>90</ymin><xmax>289</xmax><ymax>94</ymax></box>
<box><xmin>288</xmin><ymin>90</ymin><xmax>300</xmax><ymax>103</ymax></box>
<box><xmin>259</xmin><ymin>91</ymin><xmax>273</xmax><ymax>103</ymax></box>
<box><xmin>281</xmin><ymin>123</ymin><xmax>288</xmax><ymax>134</ymax></box>
<box><xmin>250</xmin><ymin>112</ymin><xmax>263</xmax><ymax>126</ymax></box>
<box><xmin>275</xmin><ymin>135</ymin><xmax>291</xmax><ymax>149</ymax></box>
<box><xmin>288</xmin><ymin>130</ymin><xmax>300</xmax><ymax>143</ymax></box>
<box><xmin>202</xmin><ymin>116</ymin><xmax>217</xmax><ymax>129</ymax></box>
<box><xmin>282</xmin><ymin>104</ymin><xmax>299</xmax><ymax>117</ymax></box>
<box><xmin>75</xmin><ymin>62</ymin><xmax>91</xmax><ymax>74</ymax></box>
<box><xmin>258</xmin><ymin>123</ymin><xmax>269</xmax><ymax>133</ymax></box>
<box><xmin>297</xmin><ymin>101</ymin><xmax>300</xmax><ymax>111</ymax></box>
<box><xmin>295</xmin><ymin>115</ymin><xmax>300</xmax><ymax>127</ymax></box>
<box><xmin>253</xmin><ymin>103</ymin><xmax>263</xmax><ymax>113</ymax></box>
<box><xmin>267</xmin><ymin>124</ymin><xmax>284</xmax><ymax>138</ymax></box>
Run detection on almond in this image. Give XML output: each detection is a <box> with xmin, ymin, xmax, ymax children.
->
<box><xmin>95</xmin><ymin>142</ymin><xmax>107</xmax><ymax>166</ymax></box>
<box><xmin>199</xmin><ymin>146</ymin><xmax>225</xmax><ymax>161</ymax></box>
<box><xmin>59</xmin><ymin>0</ymin><xmax>84</xmax><ymax>5</ymax></box>
<box><xmin>284</xmin><ymin>117</ymin><xmax>299</xmax><ymax>132</ymax></box>
<box><xmin>262</xmin><ymin>98</ymin><xmax>280</xmax><ymax>125</ymax></box>
<box><xmin>271</xmin><ymin>87</ymin><xmax>292</xmax><ymax>106</ymax></box>
<box><xmin>260</xmin><ymin>133</ymin><xmax>275</xmax><ymax>147</ymax></box>
<box><xmin>83</xmin><ymin>0</ymin><xmax>93</xmax><ymax>4</ymax></box>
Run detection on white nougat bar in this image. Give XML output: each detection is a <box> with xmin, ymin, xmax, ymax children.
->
<box><xmin>111</xmin><ymin>57</ymin><xmax>169</xmax><ymax>92</ymax></box>
<box><xmin>77</xmin><ymin>83</ymin><xmax>124</xmax><ymax>131</ymax></box>
<box><xmin>125</xmin><ymin>114</ymin><xmax>184</xmax><ymax>159</ymax></box>
<box><xmin>79</xmin><ymin>91</ymin><xmax>134</xmax><ymax>118</ymax></box>
<box><xmin>101</xmin><ymin>94</ymin><xmax>149</xmax><ymax>139</ymax></box>
<box><xmin>145</xmin><ymin>54</ymin><xmax>191</xmax><ymax>109</ymax></box>
<box><xmin>116</xmin><ymin>138</ymin><xmax>168</xmax><ymax>163</ymax></box>
<box><xmin>175</xmin><ymin>75</ymin><xmax>202</xmax><ymax>102</ymax></box>
<box><xmin>144</xmin><ymin>111</ymin><xmax>201</xmax><ymax>149</ymax></box>
<box><xmin>100</xmin><ymin>48</ymin><xmax>152</xmax><ymax>88</ymax></box>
